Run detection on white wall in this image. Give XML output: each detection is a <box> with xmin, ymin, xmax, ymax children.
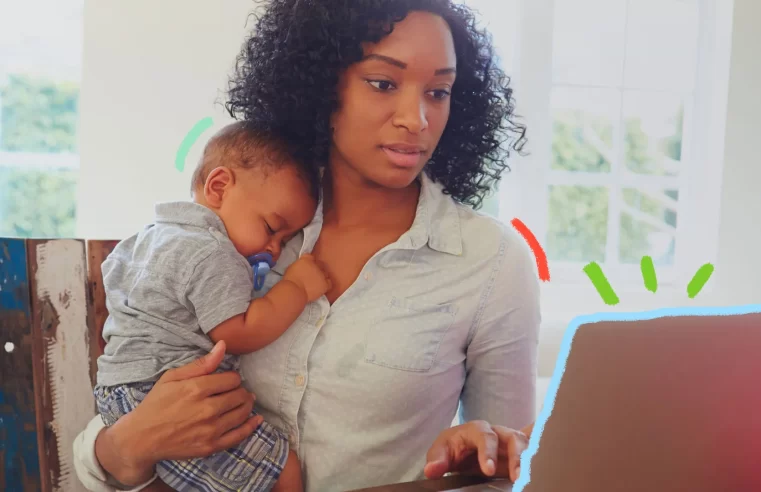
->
<box><xmin>711</xmin><ymin>0</ymin><xmax>761</xmax><ymax>307</ymax></box>
<box><xmin>76</xmin><ymin>0</ymin><xmax>256</xmax><ymax>239</ymax></box>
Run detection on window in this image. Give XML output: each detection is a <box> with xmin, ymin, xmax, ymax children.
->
<box><xmin>465</xmin><ymin>0</ymin><xmax>733</xmax><ymax>311</ymax></box>
<box><xmin>0</xmin><ymin>0</ymin><xmax>83</xmax><ymax>238</ymax></box>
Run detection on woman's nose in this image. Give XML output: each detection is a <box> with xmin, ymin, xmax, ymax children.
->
<box><xmin>392</xmin><ymin>92</ymin><xmax>428</xmax><ymax>134</ymax></box>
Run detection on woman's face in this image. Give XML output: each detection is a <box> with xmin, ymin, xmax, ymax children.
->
<box><xmin>330</xmin><ymin>11</ymin><xmax>457</xmax><ymax>189</ymax></box>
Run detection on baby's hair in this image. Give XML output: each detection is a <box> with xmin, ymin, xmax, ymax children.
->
<box><xmin>191</xmin><ymin>121</ymin><xmax>318</xmax><ymax>199</ymax></box>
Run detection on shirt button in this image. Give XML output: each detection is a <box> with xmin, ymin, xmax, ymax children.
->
<box><xmin>364</xmin><ymin>271</ymin><xmax>373</xmax><ymax>281</ymax></box>
<box><xmin>295</xmin><ymin>374</ymin><xmax>305</xmax><ymax>386</ymax></box>
<box><xmin>317</xmin><ymin>316</ymin><xmax>325</xmax><ymax>328</ymax></box>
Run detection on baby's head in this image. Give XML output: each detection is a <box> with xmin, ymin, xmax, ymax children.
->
<box><xmin>191</xmin><ymin>121</ymin><xmax>318</xmax><ymax>260</ymax></box>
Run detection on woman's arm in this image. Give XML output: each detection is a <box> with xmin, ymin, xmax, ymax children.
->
<box><xmin>424</xmin><ymin>228</ymin><xmax>541</xmax><ymax>481</ymax></box>
<box><xmin>74</xmin><ymin>416</ymin><xmax>155</xmax><ymax>491</ymax></box>
<box><xmin>73</xmin><ymin>342</ymin><xmax>263</xmax><ymax>490</ymax></box>
<box><xmin>460</xmin><ymin>227</ymin><xmax>541</xmax><ymax>429</ymax></box>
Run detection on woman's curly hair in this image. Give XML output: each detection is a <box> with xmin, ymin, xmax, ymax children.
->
<box><xmin>226</xmin><ymin>0</ymin><xmax>526</xmax><ymax>209</ymax></box>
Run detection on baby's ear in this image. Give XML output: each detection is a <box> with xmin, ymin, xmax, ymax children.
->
<box><xmin>204</xmin><ymin>166</ymin><xmax>234</xmax><ymax>206</ymax></box>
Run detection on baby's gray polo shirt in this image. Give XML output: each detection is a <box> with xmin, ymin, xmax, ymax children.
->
<box><xmin>96</xmin><ymin>201</ymin><xmax>254</xmax><ymax>387</ymax></box>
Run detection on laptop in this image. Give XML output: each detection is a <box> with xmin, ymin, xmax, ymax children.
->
<box><xmin>348</xmin><ymin>474</ymin><xmax>511</xmax><ymax>492</ymax></box>
<box><xmin>520</xmin><ymin>310</ymin><xmax>761</xmax><ymax>491</ymax></box>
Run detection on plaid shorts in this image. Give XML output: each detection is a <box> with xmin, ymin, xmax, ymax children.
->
<box><xmin>94</xmin><ymin>383</ymin><xmax>289</xmax><ymax>492</ymax></box>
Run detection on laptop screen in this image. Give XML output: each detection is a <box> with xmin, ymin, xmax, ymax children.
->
<box><xmin>522</xmin><ymin>312</ymin><xmax>761</xmax><ymax>492</ymax></box>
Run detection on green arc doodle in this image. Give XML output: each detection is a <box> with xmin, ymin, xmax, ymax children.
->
<box><xmin>175</xmin><ymin>117</ymin><xmax>214</xmax><ymax>172</ymax></box>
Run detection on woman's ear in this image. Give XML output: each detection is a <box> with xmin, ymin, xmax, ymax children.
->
<box><xmin>203</xmin><ymin>167</ymin><xmax>235</xmax><ymax>208</ymax></box>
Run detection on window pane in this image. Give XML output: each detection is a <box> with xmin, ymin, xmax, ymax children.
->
<box><xmin>552</xmin><ymin>0</ymin><xmax>627</xmax><ymax>86</ymax></box>
<box><xmin>0</xmin><ymin>167</ymin><xmax>77</xmax><ymax>238</ymax></box>
<box><xmin>551</xmin><ymin>87</ymin><xmax>618</xmax><ymax>172</ymax></box>
<box><xmin>624</xmin><ymin>0</ymin><xmax>700</xmax><ymax>91</ymax></box>
<box><xmin>547</xmin><ymin>185</ymin><xmax>609</xmax><ymax>263</ymax></box>
<box><xmin>1</xmin><ymin>75</ymin><xmax>79</xmax><ymax>152</ymax></box>
<box><xmin>623</xmin><ymin>91</ymin><xmax>684</xmax><ymax>176</ymax></box>
<box><xmin>619</xmin><ymin>188</ymin><xmax>678</xmax><ymax>265</ymax></box>
<box><xmin>0</xmin><ymin>0</ymin><xmax>82</xmax><ymax>238</ymax></box>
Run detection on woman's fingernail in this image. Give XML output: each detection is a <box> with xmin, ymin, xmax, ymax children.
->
<box><xmin>487</xmin><ymin>459</ymin><xmax>495</xmax><ymax>474</ymax></box>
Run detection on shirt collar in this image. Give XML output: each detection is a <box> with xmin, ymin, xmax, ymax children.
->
<box><xmin>153</xmin><ymin>201</ymin><xmax>229</xmax><ymax>235</ymax></box>
<box><xmin>301</xmin><ymin>172</ymin><xmax>463</xmax><ymax>257</ymax></box>
<box><xmin>404</xmin><ymin>172</ymin><xmax>463</xmax><ymax>256</ymax></box>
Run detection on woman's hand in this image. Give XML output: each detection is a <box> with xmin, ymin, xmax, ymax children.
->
<box><xmin>424</xmin><ymin>420</ymin><xmax>533</xmax><ymax>483</ymax></box>
<box><xmin>95</xmin><ymin>341</ymin><xmax>263</xmax><ymax>486</ymax></box>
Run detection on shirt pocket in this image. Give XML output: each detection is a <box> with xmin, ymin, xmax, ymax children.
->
<box><xmin>364</xmin><ymin>296</ymin><xmax>457</xmax><ymax>372</ymax></box>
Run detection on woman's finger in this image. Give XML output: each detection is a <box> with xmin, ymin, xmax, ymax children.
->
<box><xmin>473</xmin><ymin>426</ymin><xmax>498</xmax><ymax>477</ymax></box>
<box><xmin>423</xmin><ymin>441</ymin><xmax>452</xmax><ymax>479</ymax></box>
<box><xmin>214</xmin><ymin>397</ymin><xmax>255</xmax><ymax>435</ymax></box>
<box><xmin>193</xmin><ymin>371</ymin><xmax>244</xmax><ymax>398</ymax></box>
<box><xmin>509</xmin><ymin>435</ymin><xmax>528</xmax><ymax>482</ymax></box>
<box><xmin>207</xmin><ymin>386</ymin><xmax>254</xmax><ymax>416</ymax></box>
<box><xmin>494</xmin><ymin>426</ymin><xmax>528</xmax><ymax>482</ymax></box>
<box><xmin>214</xmin><ymin>415</ymin><xmax>264</xmax><ymax>453</ymax></box>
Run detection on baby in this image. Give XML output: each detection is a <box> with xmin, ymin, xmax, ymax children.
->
<box><xmin>94</xmin><ymin>122</ymin><xmax>329</xmax><ymax>492</ymax></box>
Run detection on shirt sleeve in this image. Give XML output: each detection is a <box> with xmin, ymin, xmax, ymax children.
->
<box><xmin>72</xmin><ymin>416</ymin><xmax>158</xmax><ymax>491</ymax></box>
<box><xmin>460</xmin><ymin>228</ymin><xmax>541</xmax><ymax>430</ymax></box>
<box><xmin>184</xmin><ymin>244</ymin><xmax>255</xmax><ymax>334</ymax></box>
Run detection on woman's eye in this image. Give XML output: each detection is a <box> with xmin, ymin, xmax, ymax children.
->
<box><xmin>367</xmin><ymin>80</ymin><xmax>396</xmax><ymax>92</ymax></box>
<box><xmin>429</xmin><ymin>89</ymin><xmax>451</xmax><ymax>100</ymax></box>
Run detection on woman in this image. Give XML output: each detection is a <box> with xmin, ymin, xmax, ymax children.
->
<box><xmin>73</xmin><ymin>0</ymin><xmax>540</xmax><ymax>490</ymax></box>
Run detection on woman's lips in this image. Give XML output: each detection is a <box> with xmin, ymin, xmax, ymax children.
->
<box><xmin>381</xmin><ymin>146</ymin><xmax>425</xmax><ymax>168</ymax></box>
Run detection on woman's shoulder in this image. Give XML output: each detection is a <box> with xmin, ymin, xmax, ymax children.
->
<box><xmin>452</xmin><ymin>203</ymin><xmax>541</xmax><ymax>333</ymax></box>
<box><xmin>453</xmin><ymin>203</ymin><xmax>533</xmax><ymax>265</ymax></box>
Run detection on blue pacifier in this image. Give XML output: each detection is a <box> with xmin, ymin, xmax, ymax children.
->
<box><xmin>247</xmin><ymin>252</ymin><xmax>275</xmax><ymax>291</ymax></box>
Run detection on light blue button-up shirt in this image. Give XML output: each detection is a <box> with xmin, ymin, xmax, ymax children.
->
<box><xmin>72</xmin><ymin>173</ymin><xmax>540</xmax><ymax>492</ymax></box>
<box><xmin>241</xmin><ymin>174</ymin><xmax>541</xmax><ymax>491</ymax></box>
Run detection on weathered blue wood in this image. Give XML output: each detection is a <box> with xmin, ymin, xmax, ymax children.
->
<box><xmin>0</xmin><ymin>238</ymin><xmax>41</xmax><ymax>491</ymax></box>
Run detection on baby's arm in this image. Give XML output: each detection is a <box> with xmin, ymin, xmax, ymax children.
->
<box><xmin>208</xmin><ymin>254</ymin><xmax>330</xmax><ymax>355</ymax></box>
<box><xmin>208</xmin><ymin>278</ymin><xmax>307</xmax><ymax>354</ymax></box>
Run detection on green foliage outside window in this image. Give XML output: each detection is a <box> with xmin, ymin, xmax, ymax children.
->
<box><xmin>0</xmin><ymin>75</ymin><xmax>79</xmax><ymax>238</ymax></box>
<box><xmin>546</xmin><ymin>109</ymin><xmax>682</xmax><ymax>265</ymax></box>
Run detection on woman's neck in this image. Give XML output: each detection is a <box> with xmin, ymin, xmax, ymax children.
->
<box><xmin>322</xmin><ymin>165</ymin><xmax>420</xmax><ymax>230</ymax></box>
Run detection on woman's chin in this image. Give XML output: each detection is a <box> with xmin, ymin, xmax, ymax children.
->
<box><xmin>372</xmin><ymin>167</ymin><xmax>424</xmax><ymax>190</ymax></box>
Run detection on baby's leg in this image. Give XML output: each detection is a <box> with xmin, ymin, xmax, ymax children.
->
<box><xmin>156</xmin><ymin>419</ymin><xmax>290</xmax><ymax>492</ymax></box>
<box><xmin>93</xmin><ymin>382</ymin><xmax>155</xmax><ymax>426</ymax></box>
<box><xmin>271</xmin><ymin>450</ymin><xmax>303</xmax><ymax>492</ymax></box>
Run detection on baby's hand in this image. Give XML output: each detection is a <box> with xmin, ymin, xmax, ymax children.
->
<box><xmin>283</xmin><ymin>254</ymin><xmax>331</xmax><ymax>302</ymax></box>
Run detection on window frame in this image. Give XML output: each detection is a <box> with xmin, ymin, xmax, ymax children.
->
<box><xmin>497</xmin><ymin>0</ymin><xmax>734</xmax><ymax>313</ymax></box>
